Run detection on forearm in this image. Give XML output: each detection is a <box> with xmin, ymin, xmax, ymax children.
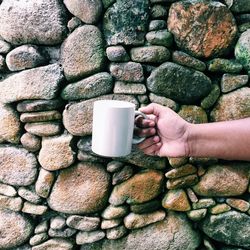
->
<box><xmin>188</xmin><ymin>118</ymin><xmax>250</xmax><ymax>161</ymax></box>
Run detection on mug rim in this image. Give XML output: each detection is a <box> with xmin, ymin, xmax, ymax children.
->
<box><xmin>94</xmin><ymin>100</ymin><xmax>135</xmax><ymax>108</ymax></box>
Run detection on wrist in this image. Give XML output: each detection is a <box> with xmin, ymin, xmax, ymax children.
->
<box><xmin>185</xmin><ymin>122</ymin><xmax>197</xmax><ymax>157</ymax></box>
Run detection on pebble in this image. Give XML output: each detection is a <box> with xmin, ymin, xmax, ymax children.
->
<box><xmin>167</xmin><ymin>157</ymin><xmax>188</xmax><ymax>168</ymax></box>
<box><xmin>221</xmin><ymin>74</ymin><xmax>248</xmax><ymax>93</ymax></box>
<box><xmin>20</xmin><ymin>110</ymin><xmax>61</xmax><ymax>123</ymax></box>
<box><xmin>50</xmin><ymin>216</ymin><xmax>66</xmax><ymax>230</ymax></box>
<box><xmin>29</xmin><ymin>233</ymin><xmax>48</xmax><ymax>246</ymax></box>
<box><xmin>124</xmin><ymin>210</ymin><xmax>166</xmax><ymax>229</ymax></box>
<box><xmin>148</xmin><ymin>93</ymin><xmax>179</xmax><ymax>111</ymax></box>
<box><xmin>76</xmin><ymin>230</ymin><xmax>105</xmax><ymax>245</ymax></box>
<box><xmin>209</xmin><ymin>204</ymin><xmax>231</xmax><ymax>215</ymax></box>
<box><xmin>0</xmin><ymin>183</ymin><xmax>17</xmax><ymax>197</ymax></box>
<box><xmin>112</xmin><ymin>165</ymin><xmax>134</xmax><ymax>185</ymax></box>
<box><xmin>48</xmin><ymin>227</ymin><xmax>77</xmax><ymax>238</ymax></box>
<box><xmin>207</xmin><ymin>58</ymin><xmax>243</xmax><ymax>73</ymax></box>
<box><xmin>0</xmin><ymin>194</ymin><xmax>23</xmax><ymax>211</ymax></box>
<box><xmin>24</xmin><ymin>121</ymin><xmax>62</xmax><ymax>137</ymax></box>
<box><xmin>0</xmin><ymin>39</ymin><xmax>11</xmax><ymax>54</ymax></box>
<box><xmin>101</xmin><ymin>218</ymin><xmax>122</xmax><ymax>229</ymax></box>
<box><xmin>146</xmin><ymin>30</ymin><xmax>173</xmax><ymax>47</ymax></box>
<box><xmin>106</xmin><ymin>225</ymin><xmax>128</xmax><ymax>240</ymax></box>
<box><xmin>101</xmin><ymin>204</ymin><xmax>129</xmax><ymax>219</ymax></box>
<box><xmin>66</xmin><ymin>215</ymin><xmax>100</xmax><ymax>231</ymax></box>
<box><xmin>34</xmin><ymin>220</ymin><xmax>49</xmax><ymax>234</ymax></box>
<box><xmin>137</xmin><ymin>95</ymin><xmax>149</xmax><ymax>104</ymax></box>
<box><xmin>187</xmin><ymin>209</ymin><xmax>207</xmax><ymax>221</ymax></box>
<box><xmin>165</xmin><ymin>164</ymin><xmax>197</xmax><ymax>179</ymax></box>
<box><xmin>148</xmin><ymin>20</ymin><xmax>166</xmax><ymax>31</ymax></box>
<box><xmin>22</xmin><ymin>202</ymin><xmax>48</xmax><ymax>215</ymax></box>
<box><xmin>77</xmin><ymin>150</ymin><xmax>105</xmax><ymax>163</ymax></box>
<box><xmin>35</xmin><ymin>168</ymin><xmax>55</xmax><ymax>198</ymax></box>
<box><xmin>150</xmin><ymin>4</ymin><xmax>168</xmax><ymax>19</ymax></box>
<box><xmin>166</xmin><ymin>174</ymin><xmax>199</xmax><ymax>189</ymax></box>
<box><xmin>192</xmin><ymin>198</ymin><xmax>216</xmax><ymax>209</ymax></box>
<box><xmin>186</xmin><ymin>188</ymin><xmax>198</xmax><ymax>203</ymax></box>
<box><xmin>32</xmin><ymin>239</ymin><xmax>74</xmax><ymax>250</ymax></box>
<box><xmin>67</xmin><ymin>17</ymin><xmax>82</xmax><ymax>32</ymax></box>
<box><xmin>201</xmin><ymin>84</ymin><xmax>220</xmax><ymax>109</ymax></box>
<box><xmin>18</xmin><ymin>187</ymin><xmax>42</xmax><ymax>204</ymax></box>
<box><xmin>130</xmin><ymin>199</ymin><xmax>161</xmax><ymax>214</ymax></box>
<box><xmin>113</xmin><ymin>81</ymin><xmax>147</xmax><ymax>95</ymax></box>
<box><xmin>0</xmin><ymin>55</ymin><xmax>5</xmax><ymax>71</ymax></box>
<box><xmin>226</xmin><ymin>198</ymin><xmax>250</xmax><ymax>212</ymax></box>
<box><xmin>189</xmin><ymin>157</ymin><xmax>218</xmax><ymax>166</ymax></box>
<box><xmin>106</xmin><ymin>46</ymin><xmax>130</xmax><ymax>62</ymax></box>
<box><xmin>21</xmin><ymin>133</ymin><xmax>41</xmax><ymax>152</ymax></box>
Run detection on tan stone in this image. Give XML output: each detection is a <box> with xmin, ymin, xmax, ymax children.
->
<box><xmin>226</xmin><ymin>198</ymin><xmax>250</xmax><ymax>212</ymax></box>
<box><xmin>20</xmin><ymin>110</ymin><xmax>61</xmax><ymax>123</ymax></box>
<box><xmin>0</xmin><ymin>194</ymin><xmax>23</xmax><ymax>211</ymax></box>
<box><xmin>166</xmin><ymin>174</ymin><xmax>198</xmax><ymax>189</ymax></box>
<box><xmin>165</xmin><ymin>164</ymin><xmax>197</xmax><ymax>179</ymax></box>
<box><xmin>178</xmin><ymin>105</ymin><xmax>208</xmax><ymax>124</ymax></box>
<box><xmin>209</xmin><ymin>204</ymin><xmax>231</xmax><ymax>215</ymax></box>
<box><xmin>32</xmin><ymin>239</ymin><xmax>74</xmax><ymax>250</ymax></box>
<box><xmin>22</xmin><ymin>202</ymin><xmax>48</xmax><ymax>215</ymax></box>
<box><xmin>187</xmin><ymin>209</ymin><xmax>207</xmax><ymax>221</ymax></box>
<box><xmin>167</xmin><ymin>157</ymin><xmax>188</xmax><ymax>168</ymax></box>
<box><xmin>162</xmin><ymin>189</ymin><xmax>191</xmax><ymax>211</ymax></box>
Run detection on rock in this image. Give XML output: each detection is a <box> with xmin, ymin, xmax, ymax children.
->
<box><xmin>101</xmin><ymin>205</ymin><xmax>129</xmax><ymax>219</ymax></box>
<box><xmin>146</xmin><ymin>30</ymin><xmax>173</xmax><ymax>47</ymax></box>
<box><xmin>32</xmin><ymin>239</ymin><xmax>74</xmax><ymax>250</ymax></box>
<box><xmin>110</xmin><ymin>62</ymin><xmax>144</xmax><ymax>82</ymax></box>
<box><xmin>0</xmin><ymin>0</ymin><xmax>67</xmax><ymax>45</ymax></box>
<box><xmin>112</xmin><ymin>165</ymin><xmax>134</xmax><ymax>185</ymax></box>
<box><xmin>50</xmin><ymin>216</ymin><xmax>66</xmax><ymax>230</ymax></box>
<box><xmin>147</xmin><ymin>62</ymin><xmax>212</xmax><ymax>104</ymax></box>
<box><xmin>29</xmin><ymin>233</ymin><xmax>48</xmax><ymax>246</ymax></box>
<box><xmin>63</xmin><ymin>0</ymin><xmax>102</xmax><ymax>24</ymax></box>
<box><xmin>186</xmin><ymin>188</ymin><xmax>198</xmax><ymax>203</ymax></box>
<box><xmin>113</xmin><ymin>81</ymin><xmax>147</xmax><ymax>95</ymax></box>
<box><xmin>201</xmin><ymin>84</ymin><xmax>220</xmax><ymax>109</ymax></box>
<box><xmin>0</xmin><ymin>55</ymin><xmax>5</xmax><ymax>71</ymax></box>
<box><xmin>150</xmin><ymin>4</ymin><xmax>167</xmax><ymax>19</ymax></box>
<box><xmin>187</xmin><ymin>209</ymin><xmax>207</xmax><ymax>221</ymax></box>
<box><xmin>130</xmin><ymin>46</ymin><xmax>170</xmax><ymax>63</ymax></box>
<box><xmin>76</xmin><ymin>230</ymin><xmax>105</xmax><ymax>245</ymax></box>
<box><xmin>0</xmin><ymin>103</ymin><xmax>21</xmax><ymax>144</ymax></box>
<box><xmin>0</xmin><ymin>146</ymin><xmax>37</xmax><ymax>186</ymax></box>
<box><xmin>124</xmin><ymin>210</ymin><xmax>166</xmax><ymax>229</ymax></box>
<box><xmin>66</xmin><ymin>215</ymin><xmax>100</xmax><ymax>231</ymax></box>
<box><xmin>172</xmin><ymin>51</ymin><xmax>206</xmax><ymax>71</ymax></box>
<box><xmin>35</xmin><ymin>168</ymin><xmax>55</xmax><ymax>198</ymax></box>
<box><xmin>18</xmin><ymin>187</ymin><xmax>42</xmax><ymax>204</ymax></box>
<box><xmin>67</xmin><ymin>17</ymin><xmax>82</xmax><ymax>32</ymax></box>
<box><xmin>0</xmin><ymin>64</ymin><xmax>63</xmax><ymax>103</ymax></box>
<box><xmin>101</xmin><ymin>212</ymin><xmax>200</xmax><ymax>250</ymax></box>
<box><xmin>20</xmin><ymin>133</ymin><xmax>41</xmax><ymax>152</ymax></box>
<box><xmin>0</xmin><ymin>195</ymin><xmax>23</xmax><ymax>211</ymax></box>
<box><xmin>24</xmin><ymin>122</ymin><xmax>62</xmax><ymax>137</ymax></box>
<box><xmin>38</xmin><ymin>133</ymin><xmax>75</xmax><ymax>171</ymax></box>
<box><xmin>225</xmin><ymin>0</ymin><xmax>250</xmax><ymax>13</ymax></box>
<box><xmin>107</xmin><ymin>161</ymin><xmax>124</xmax><ymax>173</ymax></box>
<box><xmin>167</xmin><ymin>157</ymin><xmax>188</xmax><ymax>168</ymax></box>
<box><xmin>17</xmin><ymin>99</ymin><xmax>65</xmax><ymax>112</ymax></box>
<box><xmin>137</xmin><ymin>95</ymin><xmax>149</xmax><ymax>104</ymax></box>
<box><xmin>178</xmin><ymin>105</ymin><xmax>208</xmax><ymax>124</ymax></box>
<box><xmin>166</xmin><ymin>174</ymin><xmax>198</xmax><ymax>189</ymax></box>
<box><xmin>61</xmin><ymin>25</ymin><xmax>104</xmax><ymax>81</ymax></box>
<box><xmin>106</xmin><ymin>225</ymin><xmax>127</xmax><ymax>240</ymax></box>
<box><xmin>106</xmin><ymin>46</ymin><xmax>130</xmax><ymax>62</ymax></box>
<box><xmin>0</xmin><ymin>183</ymin><xmax>16</xmax><ymax>197</ymax></box>
<box><xmin>130</xmin><ymin>199</ymin><xmax>161</xmax><ymax>214</ymax></box>
<box><xmin>211</xmin><ymin>88</ymin><xmax>250</xmax><ymax>121</ymax></box>
<box><xmin>20</xmin><ymin>111</ymin><xmax>61</xmax><ymax>123</ymax></box>
<box><xmin>192</xmin><ymin>198</ymin><xmax>216</xmax><ymax>209</ymax></box>
<box><xmin>61</xmin><ymin>72</ymin><xmax>113</xmax><ymax>100</ymax></box>
<box><xmin>168</xmin><ymin>0</ymin><xmax>237</xmax><ymax>58</ymax></box>
<box><xmin>6</xmin><ymin>45</ymin><xmax>47</xmax><ymax>71</ymax></box>
<box><xmin>149</xmin><ymin>20</ymin><xmax>166</xmax><ymax>31</ymax></box>
<box><xmin>149</xmin><ymin>93</ymin><xmax>179</xmax><ymax>111</ymax></box>
<box><xmin>103</xmin><ymin>0</ymin><xmax>149</xmax><ymax>45</ymax></box>
<box><xmin>48</xmin><ymin>162</ymin><xmax>110</xmax><ymax>214</ymax></box>
<box><xmin>235</xmin><ymin>30</ymin><xmax>250</xmax><ymax>71</ymax></box>
<box><xmin>162</xmin><ymin>189</ymin><xmax>191</xmax><ymax>212</ymax></box>
<box><xmin>101</xmin><ymin>218</ymin><xmax>122</xmax><ymax>229</ymax></box>
<box><xmin>193</xmin><ymin>163</ymin><xmax>250</xmax><ymax>196</ymax></box>
<box><xmin>22</xmin><ymin>202</ymin><xmax>48</xmax><ymax>215</ymax></box>
<box><xmin>209</xmin><ymin>203</ymin><xmax>231</xmax><ymax>215</ymax></box>
<box><xmin>221</xmin><ymin>74</ymin><xmax>248</xmax><ymax>93</ymax></box>
<box><xmin>63</xmin><ymin>94</ymin><xmax>138</xmax><ymax>136</ymax></box>
<box><xmin>0</xmin><ymin>39</ymin><xmax>11</xmax><ymax>54</ymax></box>
<box><xmin>226</xmin><ymin>198</ymin><xmax>250</xmax><ymax>212</ymax></box>
<box><xmin>165</xmin><ymin>164</ymin><xmax>197</xmax><ymax>179</ymax></box>
<box><xmin>102</xmin><ymin>0</ymin><xmax>115</xmax><ymax>8</ymax></box>
<box><xmin>34</xmin><ymin>221</ymin><xmax>49</xmax><ymax>234</ymax></box>
<box><xmin>201</xmin><ymin>211</ymin><xmax>250</xmax><ymax>248</ymax></box>
<box><xmin>109</xmin><ymin>170</ymin><xmax>164</xmax><ymax>205</ymax></box>
<box><xmin>0</xmin><ymin>209</ymin><xmax>33</xmax><ymax>249</ymax></box>
<box><xmin>48</xmin><ymin>228</ymin><xmax>76</xmax><ymax>238</ymax></box>
<box><xmin>207</xmin><ymin>58</ymin><xmax>243</xmax><ymax>73</ymax></box>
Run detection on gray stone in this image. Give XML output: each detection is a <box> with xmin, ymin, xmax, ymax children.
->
<box><xmin>147</xmin><ymin>62</ymin><xmax>212</xmax><ymax>104</ymax></box>
<box><xmin>101</xmin><ymin>205</ymin><xmax>129</xmax><ymax>219</ymax></box>
<box><xmin>63</xmin><ymin>0</ymin><xmax>102</xmax><ymax>24</ymax></box>
<box><xmin>38</xmin><ymin>133</ymin><xmax>75</xmax><ymax>171</ymax></box>
<box><xmin>0</xmin><ymin>194</ymin><xmax>23</xmax><ymax>211</ymax></box>
<box><xmin>106</xmin><ymin>161</ymin><xmax>124</xmax><ymax>173</ymax></box>
<box><xmin>0</xmin><ymin>55</ymin><xmax>5</xmax><ymax>71</ymax></box>
<box><xmin>29</xmin><ymin>233</ymin><xmax>49</xmax><ymax>246</ymax></box>
<box><xmin>0</xmin><ymin>146</ymin><xmax>37</xmax><ymax>186</ymax></box>
<box><xmin>63</xmin><ymin>94</ymin><xmax>138</xmax><ymax>136</ymax></box>
<box><xmin>130</xmin><ymin>46</ymin><xmax>170</xmax><ymax>63</ymax></box>
<box><xmin>22</xmin><ymin>202</ymin><xmax>48</xmax><ymax>215</ymax></box>
<box><xmin>76</xmin><ymin>230</ymin><xmax>105</xmax><ymax>245</ymax></box>
<box><xmin>225</xmin><ymin>0</ymin><xmax>250</xmax><ymax>13</ymax></box>
<box><xmin>0</xmin><ymin>183</ymin><xmax>17</xmax><ymax>197</ymax></box>
<box><xmin>187</xmin><ymin>209</ymin><xmax>207</xmax><ymax>221</ymax></box>
<box><xmin>20</xmin><ymin>111</ymin><xmax>61</xmax><ymax>123</ymax></box>
<box><xmin>0</xmin><ymin>39</ymin><xmax>11</xmax><ymax>54</ymax></box>
<box><xmin>149</xmin><ymin>93</ymin><xmax>179</xmax><ymax>111</ymax></box>
<box><xmin>110</xmin><ymin>62</ymin><xmax>144</xmax><ymax>82</ymax></box>
<box><xmin>103</xmin><ymin>0</ymin><xmax>149</xmax><ymax>45</ymax></box>
<box><xmin>130</xmin><ymin>200</ymin><xmax>161</xmax><ymax>214</ymax></box>
<box><xmin>101</xmin><ymin>212</ymin><xmax>200</xmax><ymax>250</ymax></box>
<box><xmin>106</xmin><ymin>225</ymin><xmax>127</xmax><ymax>240</ymax></box>
<box><xmin>146</xmin><ymin>30</ymin><xmax>173</xmax><ymax>47</ymax></box>
<box><xmin>0</xmin><ymin>209</ymin><xmax>33</xmax><ymax>249</ymax></box>
<box><xmin>0</xmin><ymin>103</ymin><xmax>21</xmax><ymax>144</ymax></box>
<box><xmin>18</xmin><ymin>187</ymin><xmax>42</xmax><ymax>204</ymax></box>
<box><xmin>112</xmin><ymin>165</ymin><xmax>134</xmax><ymax>185</ymax></box>
<box><xmin>0</xmin><ymin>64</ymin><xmax>64</xmax><ymax>103</ymax></box>
<box><xmin>61</xmin><ymin>25</ymin><xmax>105</xmax><ymax>81</ymax></box>
<box><xmin>21</xmin><ymin>133</ymin><xmax>41</xmax><ymax>152</ymax></box>
<box><xmin>221</xmin><ymin>74</ymin><xmax>248</xmax><ymax>93</ymax></box>
<box><xmin>101</xmin><ymin>218</ymin><xmax>122</xmax><ymax>229</ymax></box>
<box><xmin>32</xmin><ymin>239</ymin><xmax>74</xmax><ymax>250</ymax></box>
<box><xmin>67</xmin><ymin>17</ymin><xmax>82</xmax><ymax>32</ymax></box>
<box><xmin>201</xmin><ymin>84</ymin><xmax>221</xmax><ymax>109</ymax></box>
<box><xmin>48</xmin><ymin>228</ymin><xmax>77</xmax><ymax>238</ymax></box>
<box><xmin>192</xmin><ymin>198</ymin><xmax>216</xmax><ymax>209</ymax></box>
<box><xmin>17</xmin><ymin>99</ymin><xmax>65</xmax><ymax>112</ymax></box>
<box><xmin>61</xmin><ymin>72</ymin><xmax>113</xmax><ymax>100</ymax></box>
<box><xmin>34</xmin><ymin>221</ymin><xmax>49</xmax><ymax>234</ymax></box>
<box><xmin>106</xmin><ymin>46</ymin><xmax>130</xmax><ymax>62</ymax></box>
<box><xmin>207</xmin><ymin>58</ymin><xmax>243</xmax><ymax>73</ymax></box>
<box><xmin>6</xmin><ymin>45</ymin><xmax>47</xmax><ymax>71</ymax></box>
<box><xmin>24</xmin><ymin>122</ymin><xmax>62</xmax><ymax>137</ymax></box>
<box><xmin>113</xmin><ymin>81</ymin><xmax>147</xmax><ymax>95</ymax></box>
<box><xmin>66</xmin><ymin>215</ymin><xmax>100</xmax><ymax>231</ymax></box>
<box><xmin>51</xmin><ymin>216</ymin><xmax>66</xmax><ymax>230</ymax></box>
<box><xmin>150</xmin><ymin>4</ymin><xmax>167</xmax><ymax>19</ymax></box>
<box><xmin>48</xmin><ymin>162</ymin><xmax>110</xmax><ymax>214</ymax></box>
<box><xmin>211</xmin><ymin>87</ymin><xmax>250</xmax><ymax>121</ymax></box>
<box><xmin>201</xmin><ymin>211</ymin><xmax>250</xmax><ymax>248</ymax></box>
<box><xmin>0</xmin><ymin>0</ymin><xmax>67</xmax><ymax>45</ymax></box>
<box><xmin>41</xmin><ymin>46</ymin><xmax>61</xmax><ymax>64</ymax></box>
<box><xmin>149</xmin><ymin>20</ymin><xmax>167</xmax><ymax>31</ymax></box>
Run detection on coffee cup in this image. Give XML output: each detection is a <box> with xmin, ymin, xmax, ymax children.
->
<box><xmin>91</xmin><ymin>100</ymin><xmax>147</xmax><ymax>157</ymax></box>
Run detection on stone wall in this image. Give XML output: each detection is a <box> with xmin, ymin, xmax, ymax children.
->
<box><xmin>0</xmin><ymin>0</ymin><xmax>250</xmax><ymax>249</ymax></box>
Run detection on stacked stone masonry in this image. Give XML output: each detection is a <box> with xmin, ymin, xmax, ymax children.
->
<box><xmin>0</xmin><ymin>0</ymin><xmax>250</xmax><ymax>249</ymax></box>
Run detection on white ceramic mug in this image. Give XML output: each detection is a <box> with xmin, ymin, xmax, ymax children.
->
<box><xmin>91</xmin><ymin>100</ymin><xmax>147</xmax><ymax>157</ymax></box>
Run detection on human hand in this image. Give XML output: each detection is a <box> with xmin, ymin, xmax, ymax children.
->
<box><xmin>135</xmin><ymin>103</ymin><xmax>190</xmax><ymax>157</ymax></box>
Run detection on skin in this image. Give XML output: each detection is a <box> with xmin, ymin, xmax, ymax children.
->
<box><xmin>136</xmin><ymin>103</ymin><xmax>250</xmax><ymax>161</ymax></box>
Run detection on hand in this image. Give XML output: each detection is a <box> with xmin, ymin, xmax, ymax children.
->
<box><xmin>135</xmin><ymin>103</ymin><xmax>190</xmax><ymax>157</ymax></box>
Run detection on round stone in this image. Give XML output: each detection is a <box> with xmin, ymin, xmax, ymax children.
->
<box><xmin>21</xmin><ymin>133</ymin><xmax>41</xmax><ymax>152</ymax></box>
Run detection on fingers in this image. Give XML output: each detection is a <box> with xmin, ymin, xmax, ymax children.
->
<box><xmin>134</xmin><ymin>127</ymin><xmax>156</xmax><ymax>137</ymax></box>
<box><xmin>142</xmin><ymin>142</ymin><xmax>162</xmax><ymax>156</ymax></box>
<box><xmin>137</xmin><ymin>135</ymin><xmax>160</xmax><ymax>150</ymax></box>
<box><xmin>135</xmin><ymin>115</ymin><xmax>156</xmax><ymax>128</ymax></box>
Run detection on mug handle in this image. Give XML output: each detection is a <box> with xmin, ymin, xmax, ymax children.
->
<box><xmin>132</xmin><ymin>111</ymin><xmax>148</xmax><ymax>144</ymax></box>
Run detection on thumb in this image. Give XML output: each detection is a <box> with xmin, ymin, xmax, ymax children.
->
<box><xmin>139</xmin><ymin>103</ymin><xmax>164</xmax><ymax>117</ymax></box>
